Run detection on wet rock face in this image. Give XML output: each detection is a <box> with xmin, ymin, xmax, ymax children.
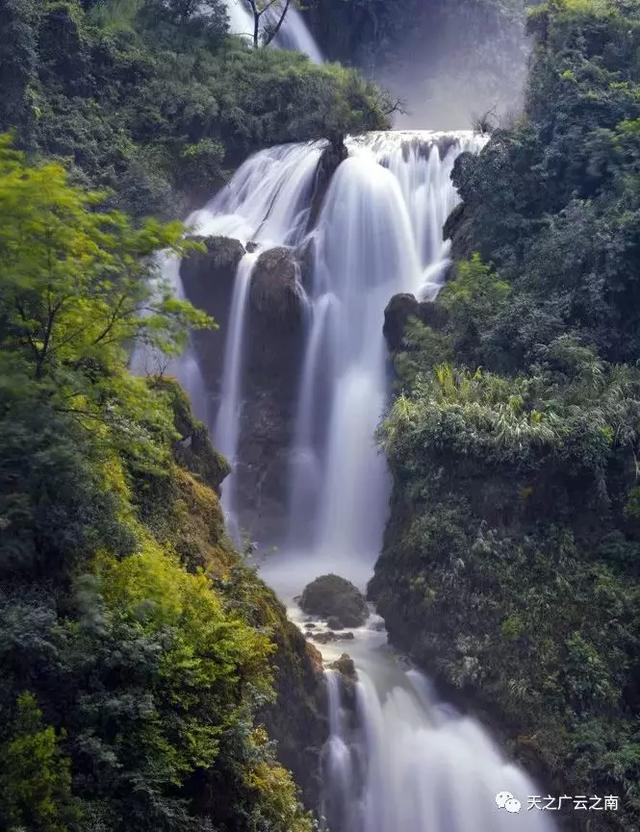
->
<box><xmin>247</xmin><ymin>247</ymin><xmax>306</xmax><ymax>377</ymax></box>
<box><xmin>180</xmin><ymin>237</ymin><xmax>306</xmax><ymax>546</ymax></box>
<box><xmin>310</xmin><ymin>630</ymin><xmax>355</xmax><ymax>644</ymax></box>
<box><xmin>331</xmin><ymin>653</ymin><xmax>357</xmax><ymax>680</ymax></box>
<box><xmin>250</xmin><ymin>247</ymin><xmax>304</xmax><ymax>325</ymax></box>
<box><xmin>300</xmin><ymin>574</ymin><xmax>369</xmax><ymax>629</ymax></box>
<box><xmin>181</xmin><ymin>235</ymin><xmax>246</xmax><ymax>318</ymax></box>
<box><xmin>236</xmin><ymin>246</ymin><xmax>306</xmax><ymax>543</ymax></box>
<box><xmin>383</xmin><ymin>293</ymin><xmax>421</xmax><ymax>351</ymax></box>
<box><xmin>307</xmin><ymin>139</ymin><xmax>349</xmax><ymax>230</ymax></box>
<box><xmin>180</xmin><ymin>236</ymin><xmax>246</xmax><ymax>391</ymax></box>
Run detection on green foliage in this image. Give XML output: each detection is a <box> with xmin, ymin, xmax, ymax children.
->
<box><xmin>0</xmin><ymin>0</ymin><xmax>390</xmax><ymax>217</ymax></box>
<box><xmin>0</xmin><ymin>136</ymin><xmax>210</xmax><ymax>384</ymax></box>
<box><xmin>375</xmin><ymin>2</ymin><xmax>640</xmax><ymax>826</ymax></box>
<box><xmin>0</xmin><ymin>135</ymin><xmax>315</xmax><ymax>830</ymax></box>
<box><xmin>0</xmin><ymin>692</ymin><xmax>80</xmax><ymax>832</ymax></box>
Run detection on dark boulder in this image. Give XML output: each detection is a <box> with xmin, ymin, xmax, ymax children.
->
<box><xmin>249</xmin><ymin>247</ymin><xmax>306</xmax><ymax>331</ymax></box>
<box><xmin>383</xmin><ymin>293</ymin><xmax>421</xmax><ymax>351</ymax></box>
<box><xmin>310</xmin><ymin>630</ymin><xmax>355</xmax><ymax>644</ymax></box>
<box><xmin>307</xmin><ymin>139</ymin><xmax>349</xmax><ymax>231</ymax></box>
<box><xmin>300</xmin><ymin>574</ymin><xmax>369</xmax><ymax>629</ymax></box>
<box><xmin>235</xmin><ymin>246</ymin><xmax>306</xmax><ymax>544</ymax></box>
<box><xmin>384</xmin><ymin>293</ymin><xmax>450</xmax><ymax>352</ymax></box>
<box><xmin>330</xmin><ymin>653</ymin><xmax>357</xmax><ymax>681</ymax></box>
<box><xmin>443</xmin><ymin>196</ymin><xmax>476</xmax><ymax>262</ymax></box>
<box><xmin>181</xmin><ymin>235</ymin><xmax>246</xmax><ymax>317</ymax></box>
<box><xmin>180</xmin><ymin>236</ymin><xmax>246</xmax><ymax>390</ymax></box>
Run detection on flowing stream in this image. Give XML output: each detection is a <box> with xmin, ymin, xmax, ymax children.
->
<box><xmin>180</xmin><ymin>129</ymin><xmax>555</xmax><ymax>831</ymax></box>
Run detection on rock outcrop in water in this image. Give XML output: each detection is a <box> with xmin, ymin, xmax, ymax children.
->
<box><xmin>307</xmin><ymin>139</ymin><xmax>349</xmax><ymax>230</ymax></box>
<box><xmin>300</xmin><ymin>574</ymin><xmax>369</xmax><ymax>629</ymax></box>
<box><xmin>181</xmin><ymin>236</ymin><xmax>246</xmax><ymax>390</ymax></box>
<box><xmin>383</xmin><ymin>293</ymin><xmax>450</xmax><ymax>351</ymax></box>
<box><xmin>181</xmin><ymin>237</ymin><xmax>306</xmax><ymax>544</ymax></box>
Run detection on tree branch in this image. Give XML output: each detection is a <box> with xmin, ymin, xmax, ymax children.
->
<box><xmin>263</xmin><ymin>0</ymin><xmax>292</xmax><ymax>46</ymax></box>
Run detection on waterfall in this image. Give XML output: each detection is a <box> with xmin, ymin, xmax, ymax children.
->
<box><xmin>324</xmin><ymin>666</ymin><xmax>555</xmax><ymax>832</ymax></box>
<box><xmin>188</xmin><ymin>142</ymin><xmax>322</xmax><ymax>533</ymax></box>
<box><xmin>287</xmin><ymin>132</ymin><xmax>484</xmax><ymax>558</ymax></box>
<box><xmin>213</xmin><ymin>252</ymin><xmax>258</xmax><ymax>536</ymax></box>
<box><xmin>182</xmin><ymin>130</ymin><xmax>555</xmax><ymax>832</ymax></box>
<box><xmin>323</xmin><ymin>671</ymin><xmax>358</xmax><ymax>831</ymax></box>
<box><xmin>223</xmin><ymin>0</ymin><xmax>323</xmax><ymax>62</ymax></box>
<box><xmin>191</xmin><ymin>142</ymin><xmax>324</xmax><ymax>247</ymax></box>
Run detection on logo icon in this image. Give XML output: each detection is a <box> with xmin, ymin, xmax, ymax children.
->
<box><xmin>496</xmin><ymin>791</ymin><xmax>522</xmax><ymax>814</ymax></box>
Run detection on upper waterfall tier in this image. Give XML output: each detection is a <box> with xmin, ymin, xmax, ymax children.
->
<box><xmin>182</xmin><ymin>130</ymin><xmax>487</xmax><ymax>546</ymax></box>
<box><xmin>189</xmin><ymin>130</ymin><xmax>486</xmax><ymax>294</ymax></box>
<box><xmin>223</xmin><ymin>0</ymin><xmax>324</xmax><ymax>63</ymax></box>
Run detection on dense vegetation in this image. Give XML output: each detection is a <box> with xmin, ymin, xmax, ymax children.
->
<box><xmin>0</xmin><ymin>0</ymin><xmax>391</xmax><ymax>218</ymax></box>
<box><xmin>372</xmin><ymin>1</ymin><xmax>640</xmax><ymax>827</ymax></box>
<box><xmin>0</xmin><ymin>2</ymin><xmax>372</xmax><ymax>828</ymax></box>
<box><xmin>0</xmin><ymin>137</ymin><xmax>326</xmax><ymax>832</ymax></box>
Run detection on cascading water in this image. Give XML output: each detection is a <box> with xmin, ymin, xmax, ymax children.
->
<box><xmin>223</xmin><ymin>0</ymin><xmax>323</xmax><ymax>63</ymax></box>
<box><xmin>212</xmin><ymin>252</ymin><xmax>258</xmax><ymax>533</ymax></box>
<box><xmin>187</xmin><ymin>142</ymin><xmax>323</xmax><ymax>532</ymax></box>
<box><xmin>191</xmin><ymin>142</ymin><xmax>324</xmax><ymax>247</ymax></box>
<box><xmin>180</xmin><ymin>131</ymin><xmax>555</xmax><ymax>832</ymax></box>
<box><xmin>145</xmin><ymin>0</ymin><xmax>320</xmax><ymax>473</ymax></box>
<box><xmin>320</xmin><ymin>646</ymin><xmax>555</xmax><ymax>832</ymax></box>
<box><xmin>287</xmin><ymin>132</ymin><xmax>482</xmax><ymax>559</ymax></box>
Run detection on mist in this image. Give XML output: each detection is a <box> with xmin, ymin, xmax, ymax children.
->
<box><xmin>374</xmin><ymin>1</ymin><xmax>531</xmax><ymax>130</ymax></box>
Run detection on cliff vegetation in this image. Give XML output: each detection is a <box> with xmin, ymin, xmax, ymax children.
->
<box><xmin>372</xmin><ymin>2</ymin><xmax>640</xmax><ymax>828</ymax></box>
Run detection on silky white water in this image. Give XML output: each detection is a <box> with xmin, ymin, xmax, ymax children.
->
<box><xmin>187</xmin><ymin>142</ymin><xmax>323</xmax><ymax>531</ymax></box>
<box><xmin>213</xmin><ymin>252</ymin><xmax>258</xmax><ymax>534</ymax></box>
<box><xmin>223</xmin><ymin>0</ymin><xmax>323</xmax><ymax>62</ymax></box>
<box><xmin>287</xmin><ymin>132</ymin><xmax>484</xmax><ymax>556</ymax></box>
<box><xmin>176</xmin><ymin>130</ymin><xmax>554</xmax><ymax>832</ymax></box>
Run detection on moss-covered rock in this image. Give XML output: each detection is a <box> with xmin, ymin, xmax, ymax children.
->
<box><xmin>383</xmin><ymin>293</ymin><xmax>421</xmax><ymax>351</ymax></box>
<box><xmin>152</xmin><ymin>375</ymin><xmax>230</xmax><ymax>493</ymax></box>
<box><xmin>300</xmin><ymin>574</ymin><xmax>369</xmax><ymax>628</ymax></box>
<box><xmin>384</xmin><ymin>293</ymin><xmax>450</xmax><ymax>352</ymax></box>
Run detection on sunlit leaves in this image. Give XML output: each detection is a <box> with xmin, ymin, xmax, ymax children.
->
<box><xmin>0</xmin><ymin>136</ymin><xmax>212</xmax><ymax>377</ymax></box>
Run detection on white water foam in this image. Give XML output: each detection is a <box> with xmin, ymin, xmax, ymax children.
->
<box><xmin>178</xmin><ymin>130</ymin><xmax>554</xmax><ymax>832</ymax></box>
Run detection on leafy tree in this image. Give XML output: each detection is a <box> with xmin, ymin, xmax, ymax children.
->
<box><xmin>0</xmin><ymin>692</ymin><xmax>80</xmax><ymax>832</ymax></box>
<box><xmin>242</xmin><ymin>0</ymin><xmax>294</xmax><ymax>48</ymax></box>
<box><xmin>0</xmin><ymin>134</ymin><xmax>210</xmax><ymax>394</ymax></box>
